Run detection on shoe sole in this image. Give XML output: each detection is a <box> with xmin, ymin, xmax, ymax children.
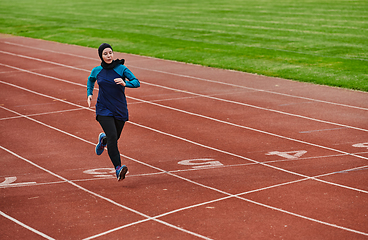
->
<box><xmin>118</xmin><ymin>165</ymin><xmax>128</xmax><ymax>181</ymax></box>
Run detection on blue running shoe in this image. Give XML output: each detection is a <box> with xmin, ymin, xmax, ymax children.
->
<box><xmin>95</xmin><ymin>132</ymin><xmax>107</xmax><ymax>155</ymax></box>
<box><xmin>116</xmin><ymin>165</ymin><xmax>128</xmax><ymax>181</ymax></box>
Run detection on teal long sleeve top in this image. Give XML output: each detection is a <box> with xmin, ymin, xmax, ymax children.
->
<box><xmin>87</xmin><ymin>64</ymin><xmax>140</xmax><ymax>121</ymax></box>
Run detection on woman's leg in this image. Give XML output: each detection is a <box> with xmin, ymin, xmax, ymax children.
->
<box><xmin>97</xmin><ymin>115</ymin><xmax>125</xmax><ymax>169</ymax></box>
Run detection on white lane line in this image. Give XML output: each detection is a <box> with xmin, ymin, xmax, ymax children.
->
<box><xmin>0</xmin><ymin>145</ymin><xmax>213</xmax><ymax>240</ymax></box>
<box><xmin>299</xmin><ymin>127</ymin><xmax>348</xmax><ymax>133</ymax></box>
<box><xmin>82</xmin><ymin>219</ymin><xmax>152</xmax><ymax>240</ymax></box>
<box><xmin>2</xmin><ymin>42</ymin><xmax>368</xmax><ymax>112</ymax></box>
<box><xmin>2</xmin><ymin>105</ymin><xmax>368</xmax><ymax>238</ymax></box>
<box><xmin>0</xmin><ymin>210</ymin><xmax>55</xmax><ymax>240</ymax></box>
<box><xmin>0</xmin><ymin>108</ymin><xmax>84</xmax><ymax>121</ymax></box>
<box><xmin>0</xmin><ymin>50</ymin><xmax>87</xmax><ymax>72</ymax></box>
<box><xmin>0</xmin><ymin>79</ymin><xmax>89</xmax><ymax>111</ymax></box>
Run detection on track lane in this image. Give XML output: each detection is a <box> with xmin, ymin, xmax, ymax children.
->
<box><xmin>1</xmin><ymin>71</ymin><xmax>366</xmax><ymax>238</ymax></box>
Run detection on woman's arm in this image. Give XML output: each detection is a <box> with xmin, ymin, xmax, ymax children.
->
<box><xmin>87</xmin><ymin>76</ymin><xmax>96</xmax><ymax>96</ymax></box>
<box><xmin>87</xmin><ymin>77</ymin><xmax>95</xmax><ymax>107</ymax></box>
<box><xmin>87</xmin><ymin>67</ymin><xmax>100</xmax><ymax>107</ymax></box>
<box><xmin>123</xmin><ymin>67</ymin><xmax>140</xmax><ymax>88</ymax></box>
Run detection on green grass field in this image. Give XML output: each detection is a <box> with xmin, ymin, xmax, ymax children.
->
<box><xmin>0</xmin><ymin>0</ymin><xmax>367</xmax><ymax>91</ymax></box>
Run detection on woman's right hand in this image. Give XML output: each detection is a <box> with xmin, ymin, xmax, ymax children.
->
<box><xmin>87</xmin><ymin>95</ymin><xmax>93</xmax><ymax>107</ymax></box>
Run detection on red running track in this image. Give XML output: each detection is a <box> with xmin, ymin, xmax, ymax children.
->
<box><xmin>0</xmin><ymin>34</ymin><xmax>368</xmax><ymax>239</ymax></box>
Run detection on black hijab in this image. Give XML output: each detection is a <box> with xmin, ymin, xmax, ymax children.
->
<box><xmin>98</xmin><ymin>43</ymin><xmax>125</xmax><ymax>69</ymax></box>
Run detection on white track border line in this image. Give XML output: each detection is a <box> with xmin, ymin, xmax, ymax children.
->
<box><xmin>0</xmin><ymin>210</ymin><xmax>55</xmax><ymax>240</ymax></box>
<box><xmin>2</xmin><ymin>42</ymin><xmax>368</xmax><ymax>111</ymax></box>
<box><xmin>1</xmin><ymin>107</ymin><xmax>367</xmax><ymax>238</ymax></box>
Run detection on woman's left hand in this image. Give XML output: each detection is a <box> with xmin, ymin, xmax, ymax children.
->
<box><xmin>114</xmin><ymin>78</ymin><xmax>126</xmax><ymax>86</ymax></box>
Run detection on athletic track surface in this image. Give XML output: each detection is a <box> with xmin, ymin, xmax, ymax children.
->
<box><xmin>0</xmin><ymin>34</ymin><xmax>367</xmax><ymax>239</ymax></box>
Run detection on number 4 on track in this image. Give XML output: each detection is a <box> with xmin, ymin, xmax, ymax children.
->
<box><xmin>266</xmin><ymin>150</ymin><xmax>307</xmax><ymax>160</ymax></box>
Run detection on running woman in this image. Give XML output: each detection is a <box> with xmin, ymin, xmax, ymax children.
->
<box><xmin>87</xmin><ymin>43</ymin><xmax>140</xmax><ymax>181</ymax></box>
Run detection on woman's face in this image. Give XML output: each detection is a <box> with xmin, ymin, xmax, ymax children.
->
<box><xmin>102</xmin><ymin>48</ymin><xmax>113</xmax><ymax>64</ymax></box>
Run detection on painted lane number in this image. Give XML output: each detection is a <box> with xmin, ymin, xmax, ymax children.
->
<box><xmin>266</xmin><ymin>150</ymin><xmax>307</xmax><ymax>160</ymax></box>
<box><xmin>83</xmin><ymin>168</ymin><xmax>115</xmax><ymax>178</ymax></box>
<box><xmin>0</xmin><ymin>177</ymin><xmax>36</xmax><ymax>188</ymax></box>
<box><xmin>353</xmin><ymin>143</ymin><xmax>368</xmax><ymax>149</ymax></box>
<box><xmin>178</xmin><ymin>158</ymin><xmax>223</xmax><ymax>169</ymax></box>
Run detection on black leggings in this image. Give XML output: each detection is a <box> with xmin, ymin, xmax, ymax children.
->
<box><xmin>97</xmin><ymin>115</ymin><xmax>125</xmax><ymax>169</ymax></box>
